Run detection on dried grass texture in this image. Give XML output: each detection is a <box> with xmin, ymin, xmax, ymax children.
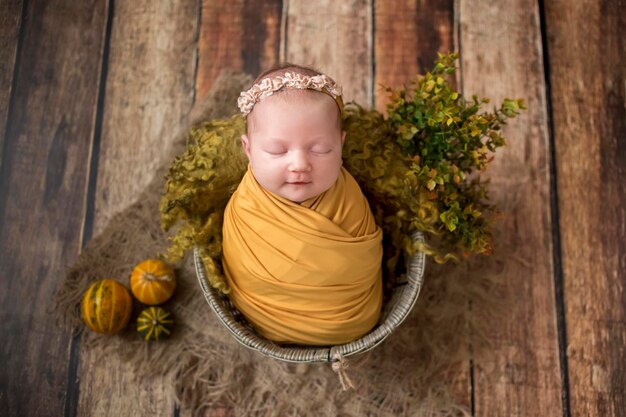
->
<box><xmin>54</xmin><ymin>70</ymin><xmax>513</xmax><ymax>417</ymax></box>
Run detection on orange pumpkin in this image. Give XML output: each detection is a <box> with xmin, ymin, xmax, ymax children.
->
<box><xmin>81</xmin><ymin>279</ymin><xmax>132</xmax><ymax>334</ymax></box>
<box><xmin>130</xmin><ymin>259</ymin><xmax>176</xmax><ymax>305</ymax></box>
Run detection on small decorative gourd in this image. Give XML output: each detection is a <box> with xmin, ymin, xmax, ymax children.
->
<box><xmin>81</xmin><ymin>279</ymin><xmax>132</xmax><ymax>334</ymax></box>
<box><xmin>136</xmin><ymin>307</ymin><xmax>174</xmax><ymax>341</ymax></box>
<box><xmin>130</xmin><ymin>259</ymin><xmax>176</xmax><ymax>305</ymax></box>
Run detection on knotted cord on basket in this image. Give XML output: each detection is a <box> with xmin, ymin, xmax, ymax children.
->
<box><xmin>331</xmin><ymin>352</ymin><xmax>356</xmax><ymax>391</ymax></box>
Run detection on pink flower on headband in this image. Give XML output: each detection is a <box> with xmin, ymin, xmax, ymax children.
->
<box><xmin>237</xmin><ymin>72</ymin><xmax>343</xmax><ymax>115</ymax></box>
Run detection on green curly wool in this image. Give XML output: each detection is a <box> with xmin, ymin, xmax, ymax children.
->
<box><xmin>159</xmin><ymin>53</ymin><xmax>524</xmax><ymax>291</ymax></box>
<box><xmin>159</xmin><ymin>115</ymin><xmax>248</xmax><ymax>292</ymax></box>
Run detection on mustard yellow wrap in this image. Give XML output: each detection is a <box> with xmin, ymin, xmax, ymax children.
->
<box><xmin>222</xmin><ymin>166</ymin><xmax>383</xmax><ymax>345</ymax></box>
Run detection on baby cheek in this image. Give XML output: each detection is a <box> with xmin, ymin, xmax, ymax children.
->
<box><xmin>255</xmin><ymin>158</ymin><xmax>286</xmax><ymax>182</ymax></box>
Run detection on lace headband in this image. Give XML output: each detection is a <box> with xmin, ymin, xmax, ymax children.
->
<box><xmin>237</xmin><ymin>72</ymin><xmax>344</xmax><ymax>116</ymax></box>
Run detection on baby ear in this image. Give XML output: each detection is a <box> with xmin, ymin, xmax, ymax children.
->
<box><xmin>341</xmin><ymin>131</ymin><xmax>346</xmax><ymax>146</ymax></box>
<box><xmin>241</xmin><ymin>134</ymin><xmax>251</xmax><ymax>158</ymax></box>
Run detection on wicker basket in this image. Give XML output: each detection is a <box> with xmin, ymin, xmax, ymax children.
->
<box><xmin>194</xmin><ymin>231</ymin><xmax>425</xmax><ymax>364</ymax></box>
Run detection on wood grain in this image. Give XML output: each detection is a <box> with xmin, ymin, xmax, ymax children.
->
<box><xmin>545</xmin><ymin>0</ymin><xmax>626</xmax><ymax>415</ymax></box>
<box><xmin>283</xmin><ymin>0</ymin><xmax>372</xmax><ymax>105</ymax></box>
<box><xmin>76</xmin><ymin>1</ymin><xmax>198</xmax><ymax>416</ymax></box>
<box><xmin>91</xmin><ymin>0</ymin><xmax>198</xmax><ymax>232</ymax></box>
<box><xmin>459</xmin><ymin>1</ymin><xmax>564</xmax><ymax>416</ymax></box>
<box><xmin>196</xmin><ymin>0</ymin><xmax>282</xmax><ymax>99</ymax></box>
<box><xmin>374</xmin><ymin>0</ymin><xmax>455</xmax><ymax>113</ymax></box>
<box><xmin>0</xmin><ymin>0</ymin><xmax>23</xmax><ymax>167</ymax></box>
<box><xmin>0</xmin><ymin>0</ymin><xmax>108</xmax><ymax>415</ymax></box>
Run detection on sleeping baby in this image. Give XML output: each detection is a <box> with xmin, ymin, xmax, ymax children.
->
<box><xmin>222</xmin><ymin>64</ymin><xmax>383</xmax><ymax>346</ymax></box>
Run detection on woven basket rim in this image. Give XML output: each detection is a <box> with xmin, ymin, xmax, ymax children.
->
<box><xmin>194</xmin><ymin>231</ymin><xmax>426</xmax><ymax>363</ymax></box>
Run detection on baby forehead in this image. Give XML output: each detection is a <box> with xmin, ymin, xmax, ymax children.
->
<box><xmin>246</xmin><ymin>89</ymin><xmax>343</xmax><ymax>135</ymax></box>
<box><xmin>250</xmin><ymin>90</ymin><xmax>338</xmax><ymax>122</ymax></box>
<box><xmin>261</xmin><ymin>89</ymin><xmax>336</xmax><ymax>107</ymax></box>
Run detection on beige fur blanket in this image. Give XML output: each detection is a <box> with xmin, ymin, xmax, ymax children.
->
<box><xmin>55</xmin><ymin>71</ymin><xmax>506</xmax><ymax>417</ymax></box>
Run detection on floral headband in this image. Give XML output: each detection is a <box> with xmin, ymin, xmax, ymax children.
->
<box><xmin>237</xmin><ymin>72</ymin><xmax>344</xmax><ymax>116</ymax></box>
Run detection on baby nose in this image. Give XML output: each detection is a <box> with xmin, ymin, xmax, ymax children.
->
<box><xmin>288</xmin><ymin>151</ymin><xmax>311</xmax><ymax>172</ymax></box>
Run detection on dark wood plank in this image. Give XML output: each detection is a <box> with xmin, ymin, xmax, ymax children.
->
<box><xmin>196</xmin><ymin>0</ymin><xmax>282</xmax><ymax>99</ymax></box>
<box><xmin>545</xmin><ymin>1</ymin><xmax>626</xmax><ymax>416</ymax></box>
<box><xmin>75</xmin><ymin>1</ymin><xmax>199</xmax><ymax>416</ymax></box>
<box><xmin>459</xmin><ymin>1</ymin><xmax>564</xmax><ymax>416</ymax></box>
<box><xmin>0</xmin><ymin>0</ymin><xmax>109</xmax><ymax>416</ymax></box>
<box><xmin>285</xmin><ymin>0</ymin><xmax>372</xmax><ymax>105</ymax></box>
<box><xmin>374</xmin><ymin>0</ymin><xmax>456</xmax><ymax>113</ymax></box>
<box><xmin>375</xmin><ymin>0</ymin><xmax>472</xmax><ymax>408</ymax></box>
<box><xmin>0</xmin><ymin>0</ymin><xmax>23</xmax><ymax>167</ymax></box>
<box><xmin>374</xmin><ymin>0</ymin><xmax>471</xmax><ymax>410</ymax></box>
<box><xmin>374</xmin><ymin>0</ymin><xmax>469</xmax><ymax>408</ymax></box>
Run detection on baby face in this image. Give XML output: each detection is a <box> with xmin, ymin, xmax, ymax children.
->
<box><xmin>241</xmin><ymin>91</ymin><xmax>346</xmax><ymax>203</ymax></box>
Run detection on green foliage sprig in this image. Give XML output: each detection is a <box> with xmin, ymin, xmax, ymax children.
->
<box><xmin>383</xmin><ymin>52</ymin><xmax>526</xmax><ymax>260</ymax></box>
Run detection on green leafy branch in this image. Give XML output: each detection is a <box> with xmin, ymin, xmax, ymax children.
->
<box><xmin>383</xmin><ymin>52</ymin><xmax>526</xmax><ymax>259</ymax></box>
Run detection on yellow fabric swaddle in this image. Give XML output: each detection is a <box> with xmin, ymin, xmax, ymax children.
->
<box><xmin>222</xmin><ymin>166</ymin><xmax>383</xmax><ymax>345</ymax></box>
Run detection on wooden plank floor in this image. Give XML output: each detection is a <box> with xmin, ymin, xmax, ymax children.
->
<box><xmin>0</xmin><ymin>1</ymin><xmax>623</xmax><ymax>416</ymax></box>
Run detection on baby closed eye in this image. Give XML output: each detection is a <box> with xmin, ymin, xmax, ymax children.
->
<box><xmin>263</xmin><ymin>148</ymin><xmax>332</xmax><ymax>156</ymax></box>
<box><xmin>265</xmin><ymin>150</ymin><xmax>287</xmax><ymax>155</ymax></box>
<box><xmin>311</xmin><ymin>148</ymin><xmax>332</xmax><ymax>155</ymax></box>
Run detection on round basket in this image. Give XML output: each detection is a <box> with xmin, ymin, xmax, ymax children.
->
<box><xmin>194</xmin><ymin>231</ymin><xmax>426</xmax><ymax>363</ymax></box>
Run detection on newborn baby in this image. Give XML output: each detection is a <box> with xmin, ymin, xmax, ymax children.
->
<box><xmin>222</xmin><ymin>64</ymin><xmax>383</xmax><ymax>346</ymax></box>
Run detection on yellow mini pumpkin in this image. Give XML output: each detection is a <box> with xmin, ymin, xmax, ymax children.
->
<box><xmin>81</xmin><ymin>279</ymin><xmax>132</xmax><ymax>334</ymax></box>
<box><xmin>137</xmin><ymin>306</ymin><xmax>174</xmax><ymax>341</ymax></box>
<box><xmin>130</xmin><ymin>259</ymin><xmax>176</xmax><ymax>305</ymax></box>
